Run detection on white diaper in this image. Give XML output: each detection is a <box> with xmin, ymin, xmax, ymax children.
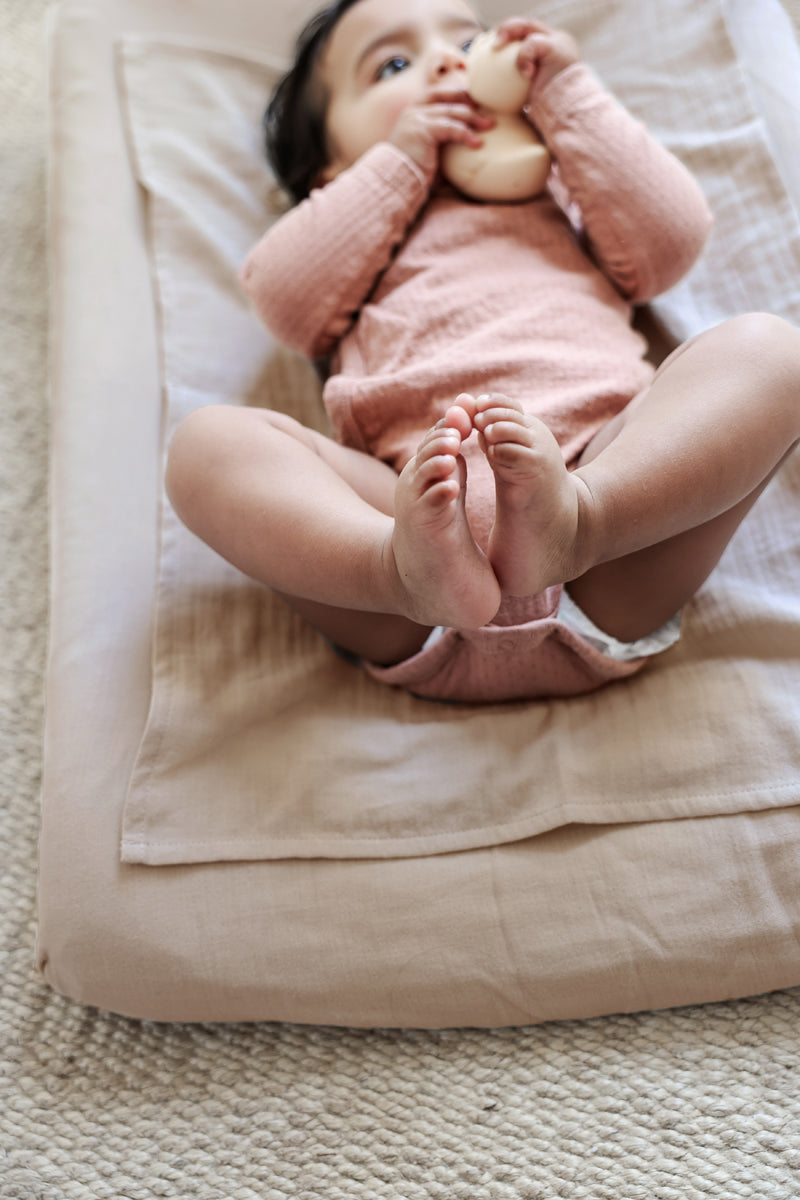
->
<box><xmin>558</xmin><ymin>589</ymin><xmax>681</xmax><ymax>663</ymax></box>
<box><xmin>421</xmin><ymin>625</ymin><xmax>449</xmax><ymax>651</ymax></box>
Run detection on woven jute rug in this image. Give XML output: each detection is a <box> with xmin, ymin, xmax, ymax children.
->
<box><xmin>4</xmin><ymin>1</ymin><xmax>800</xmax><ymax>1196</ymax></box>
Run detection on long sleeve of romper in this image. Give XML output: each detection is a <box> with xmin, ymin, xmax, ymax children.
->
<box><xmin>239</xmin><ymin>143</ymin><xmax>432</xmax><ymax>359</ymax></box>
<box><xmin>529</xmin><ymin>63</ymin><xmax>713</xmax><ymax>303</ymax></box>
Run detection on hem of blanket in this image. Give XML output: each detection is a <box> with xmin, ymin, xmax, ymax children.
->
<box><xmin>119</xmin><ymin>779</ymin><xmax>800</xmax><ymax>864</ymax></box>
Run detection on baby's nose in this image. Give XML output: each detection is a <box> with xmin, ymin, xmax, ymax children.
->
<box><xmin>432</xmin><ymin>44</ymin><xmax>467</xmax><ymax>80</ymax></box>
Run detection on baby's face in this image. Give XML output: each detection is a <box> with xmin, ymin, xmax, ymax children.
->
<box><xmin>319</xmin><ymin>0</ymin><xmax>483</xmax><ymax>182</ymax></box>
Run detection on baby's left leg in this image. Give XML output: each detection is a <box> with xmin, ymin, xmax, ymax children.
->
<box><xmin>166</xmin><ymin>403</ymin><xmax>500</xmax><ymax>663</ymax></box>
<box><xmin>471</xmin><ymin>312</ymin><xmax>800</xmax><ymax>642</ymax></box>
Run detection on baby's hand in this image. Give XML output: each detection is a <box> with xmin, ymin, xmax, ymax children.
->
<box><xmin>494</xmin><ymin>18</ymin><xmax>580</xmax><ymax>96</ymax></box>
<box><xmin>388</xmin><ymin>90</ymin><xmax>495</xmax><ymax>179</ymax></box>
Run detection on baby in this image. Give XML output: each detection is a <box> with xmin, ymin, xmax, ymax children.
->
<box><xmin>166</xmin><ymin>0</ymin><xmax>800</xmax><ymax>703</ymax></box>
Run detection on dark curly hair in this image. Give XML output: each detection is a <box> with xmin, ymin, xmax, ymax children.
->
<box><xmin>264</xmin><ymin>0</ymin><xmax>364</xmax><ymax>205</ymax></box>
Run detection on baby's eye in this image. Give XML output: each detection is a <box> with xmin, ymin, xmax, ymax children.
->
<box><xmin>376</xmin><ymin>55</ymin><xmax>410</xmax><ymax>80</ymax></box>
<box><xmin>461</xmin><ymin>37</ymin><xmax>475</xmax><ymax>53</ymax></box>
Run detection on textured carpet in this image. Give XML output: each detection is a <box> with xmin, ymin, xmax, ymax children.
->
<box><xmin>3</xmin><ymin>1</ymin><xmax>800</xmax><ymax>1197</ymax></box>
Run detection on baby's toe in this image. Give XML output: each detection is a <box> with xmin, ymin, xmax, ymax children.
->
<box><xmin>474</xmin><ymin>392</ymin><xmax>522</xmax><ymax>415</ymax></box>
<box><xmin>474</xmin><ymin>405</ymin><xmax>527</xmax><ymax>434</ymax></box>
<box><xmin>417</xmin><ymin>426</ymin><xmax>461</xmax><ymax>460</ymax></box>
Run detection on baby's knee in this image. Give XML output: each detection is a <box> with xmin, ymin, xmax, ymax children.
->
<box><xmin>718</xmin><ymin>311</ymin><xmax>800</xmax><ymax>366</ymax></box>
<box><xmin>165</xmin><ymin>404</ymin><xmax>235</xmax><ymax>517</ymax></box>
<box><xmin>165</xmin><ymin>406</ymin><xmax>304</xmax><ymax>518</ymax></box>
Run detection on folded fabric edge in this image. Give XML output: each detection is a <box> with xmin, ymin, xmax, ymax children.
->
<box><xmin>120</xmin><ymin>781</ymin><xmax>800</xmax><ymax>864</ymax></box>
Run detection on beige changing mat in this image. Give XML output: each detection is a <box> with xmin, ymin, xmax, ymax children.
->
<box><xmin>39</xmin><ymin>0</ymin><xmax>800</xmax><ymax>1025</ymax></box>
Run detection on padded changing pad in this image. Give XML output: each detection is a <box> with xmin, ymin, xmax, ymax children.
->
<box><xmin>39</xmin><ymin>0</ymin><xmax>800</xmax><ymax>1024</ymax></box>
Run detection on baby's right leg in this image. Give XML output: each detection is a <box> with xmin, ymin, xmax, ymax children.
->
<box><xmin>165</xmin><ymin>405</ymin><xmax>499</xmax><ymax>663</ymax></box>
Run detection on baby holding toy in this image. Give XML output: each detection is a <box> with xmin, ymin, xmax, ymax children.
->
<box><xmin>165</xmin><ymin>0</ymin><xmax>800</xmax><ymax>703</ymax></box>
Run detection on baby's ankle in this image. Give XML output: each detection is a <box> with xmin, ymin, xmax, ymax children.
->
<box><xmin>569</xmin><ymin>470</ymin><xmax>614</xmax><ymax>578</ymax></box>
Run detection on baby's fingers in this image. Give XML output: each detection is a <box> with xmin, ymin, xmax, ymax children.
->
<box><xmin>390</xmin><ymin>102</ymin><xmax>492</xmax><ymax>171</ymax></box>
<box><xmin>429</xmin><ymin>103</ymin><xmax>495</xmax><ymax>143</ymax></box>
<box><xmin>493</xmin><ymin>17</ymin><xmax>555</xmax><ymax>46</ymax></box>
<box><xmin>499</xmin><ymin>26</ymin><xmax>581</xmax><ymax>85</ymax></box>
<box><xmin>434</xmin><ymin>119</ymin><xmax>485</xmax><ymax>149</ymax></box>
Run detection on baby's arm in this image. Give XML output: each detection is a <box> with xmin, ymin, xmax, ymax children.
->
<box><xmin>528</xmin><ymin>62</ymin><xmax>713</xmax><ymax>301</ymax></box>
<box><xmin>240</xmin><ymin>145</ymin><xmax>431</xmax><ymax>358</ymax></box>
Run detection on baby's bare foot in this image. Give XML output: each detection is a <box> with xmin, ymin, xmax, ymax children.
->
<box><xmin>473</xmin><ymin>394</ymin><xmax>586</xmax><ymax>595</ymax></box>
<box><xmin>389</xmin><ymin>409</ymin><xmax>501</xmax><ymax>629</ymax></box>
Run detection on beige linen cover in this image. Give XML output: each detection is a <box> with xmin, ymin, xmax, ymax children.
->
<box><xmin>39</xmin><ymin>0</ymin><xmax>800</xmax><ymax>1024</ymax></box>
